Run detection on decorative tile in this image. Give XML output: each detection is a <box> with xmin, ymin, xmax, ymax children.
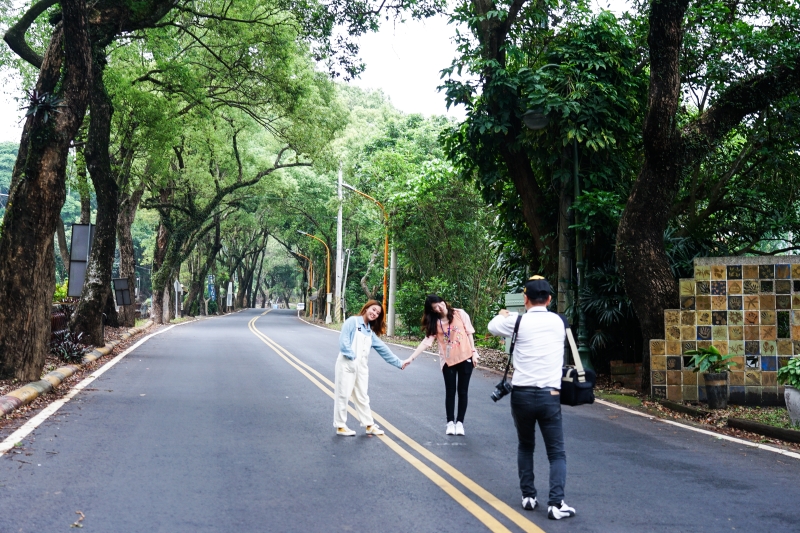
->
<box><xmin>666</xmin><ymin>325</ymin><xmax>681</xmax><ymax>341</ymax></box>
<box><xmin>744</xmin><ymin>325</ymin><xmax>760</xmax><ymax>340</ymax></box>
<box><xmin>729</xmin><ymin>326</ymin><xmax>744</xmax><ymax>341</ymax></box>
<box><xmin>652</xmin><ymin>371</ymin><xmax>666</xmax><ymax>385</ymax></box>
<box><xmin>776</xmin><ymin>280</ymin><xmax>791</xmax><ymax>294</ymax></box>
<box><xmin>667</xmin><ymin>385</ymin><xmax>681</xmax><ymax>402</ymax></box>
<box><xmin>711</xmin><ymin>281</ymin><xmax>727</xmax><ymax>295</ymax></box>
<box><xmin>779</xmin><ymin>356</ymin><xmax>791</xmax><ymax>368</ymax></box>
<box><xmin>696</xmin><ymin>281</ymin><xmax>710</xmax><ymax>295</ymax></box>
<box><xmin>683</xmin><ymin>385</ymin><xmax>699</xmax><ymax>401</ymax></box>
<box><xmin>761</xmin><ymin>340</ymin><xmax>777</xmax><ymax>355</ymax></box>
<box><xmin>711</xmin><ymin>341</ymin><xmax>728</xmax><ymax>354</ymax></box>
<box><xmin>778</xmin><ymin>311</ymin><xmax>790</xmax><ymax>338</ymax></box>
<box><xmin>744</xmin><ymin>296</ymin><xmax>760</xmax><ymax>311</ymax></box>
<box><xmin>760</xmin><ymin>311</ymin><xmax>776</xmax><ymax>325</ymax></box>
<box><xmin>712</xmin><ymin>326</ymin><xmax>728</xmax><ymax>340</ymax></box>
<box><xmin>666</xmin><ymin>341</ymin><xmax>682</xmax><ymax>355</ymax></box>
<box><xmin>745</xmin><ymin>341</ymin><xmax>760</xmax><ymax>355</ymax></box>
<box><xmin>727</xmin><ymin>280</ymin><xmax>742</xmax><ymax>294</ymax></box>
<box><xmin>682</xmin><ymin>341</ymin><xmax>697</xmax><ymax>354</ymax></box>
<box><xmin>793</xmin><ymin>265</ymin><xmax>800</xmax><ymax>279</ymax></box>
<box><xmin>697</xmin><ymin>311</ymin><xmax>712</xmax><ymax>325</ymax></box>
<box><xmin>681</xmin><ymin>326</ymin><xmax>695</xmax><ymax>340</ymax></box>
<box><xmin>793</xmin><ymin>295</ymin><xmax>800</xmax><ymax>309</ymax></box>
<box><xmin>761</xmin><ymin>357</ymin><xmax>778</xmax><ymax>372</ymax></box>
<box><xmin>793</xmin><ymin>311</ymin><xmax>800</xmax><ymax>326</ymax></box>
<box><xmin>650</xmin><ymin>340</ymin><xmax>665</xmax><ymax>356</ymax></box>
<box><xmin>681</xmin><ymin>311</ymin><xmax>696</xmax><ymax>326</ymax></box>
<box><xmin>760</xmin><ymin>326</ymin><xmax>777</xmax><ymax>341</ymax></box>
<box><xmin>711</xmin><ymin>265</ymin><xmax>726</xmax><ymax>280</ymax></box>
<box><xmin>763</xmin><ymin>371</ymin><xmax>778</xmax><ymax>387</ymax></box>
<box><xmin>712</xmin><ymin>296</ymin><xmax>727</xmax><ymax>310</ymax></box>
<box><xmin>760</xmin><ymin>281</ymin><xmax>774</xmax><ymax>293</ymax></box>
<box><xmin>680</xmin><ymin>280</ymin><xmax>695</xmax><ymax>296</ymax></box>
<box><xmin>652</xmin><ymin>385</ymin><xmax>666</xmax><ymax>399</ymax></box>
<box><xmin>729</xmin><ymin>341</ymin><xmax>745</xmax><ymax>356</ymax></box>
<box><xmin>760</xmin><ymin>295</ymin><xmax>776</xmax><ymax>310</ymax></box>
<box><xmin>695</xmin><ymin>265</ymin><xmax>711</xmax><ymax>280</ymax></box>
<box><xmin>744</xmin><ymin>310</ymin><xmax>760</xmax><ymax>325</ymax></box>
<box><xmin>697</xmin><ymin>340</ymin><xmax>712</xmax><ymax>350</ymax></box>
<box><xmin>795</xmin><ymin>280</ymin><xmax>800</xmax><ymax>292</ymax></box>
<box><xmin>665</xmin><ymin>310</ymin><xmax>680</xmax><ymax>327</ymax></box>
<box><xmin>777</xmin><ymin>340</ymin><xmax>793</xmax><ymax>356</ymax></box>
<box><xmin>743</xmin><ymin>265</ymin><xmax>759</xmax><ymax>279</ymax></box>
<box><xmin>776</xmin><ymin>264</ymin><xmax>790</xmax><ymax>279</ymax></box>
<box><xmin>727</xmin><ymin>265</ymin><xmax>742</xmax><ymax>279</ymax></box>
<box><xmin>759</xmin><ymin>265</ymin><xmax>775</xmax><ymax>279</ymax></box>
<box><xmin>667</xmin><ymin>370</ymin><xmax>682</xmax><ymax>384</ymax></box>
<box><xmin>793</xmin><ymin>325</ymin><xmax>800</xmax><ymax>339</ymax></box>
<box><xmin>730</xmin><ymin>372</ymin><xmax>745</xmax><ymax>386</ymax></box>
<box><xmin>777</xmin><ymin>295</ymin><xmax>791</xmax><ymax>309</ymax></box>
<box><xmin>730</xmin><ymin>355</ymin><xmax>745</xmax><ymax>369</ymax></box>
<box><xmin>794</xmin><ymin>341</ymin><xmax>800</xmax><ymax>355</ymax></box>
<box><xmin>711</xmin><ymin>311</ymin><xmax>727</xmax><ymax>326</ymax></box>
<box><xmin>728</xmin><ymin>311</ymin><xmax>744</xmax><ymax>325</ymax></box>
<box><xmin>728</xmin><ymin>296</ymin><xmax>743</xmax><ymax>310</ymax></box>
<box><xmin>696</xmin><ymin>326</ymin><xmax>712</xmax><ymax>341</ymax></box>
<box><xmin>683</xmin><ymin>355</ymin><xmax>694</xmax><ymax>368</ymax></box>
<box><xmin>743</xmin><ymin>280</ymin><xmax>760</xmax><ymax>295</ymax></box>
<box><xmin>695</xmin><ymin>296</ymin><xmax>711</xmax><ymax>310</ymax></box>
<box><xmin>680</xmin><ymin>296</ymin><xmax>696</xmax><ymax>310</ymax></box>
<box><xmin>745</xmin><ymin>369</ymin><xmax>761</xmax><ymax>385</ymax></box>
<box><xmin>652</xmin><ymin>356</ymin><xmax>667</xmax><ymax>370</ymax></box>
<box><xmin>682</xmin><ymin>370</ymin><xmax>698</xmax><ymax>385</ymax></box>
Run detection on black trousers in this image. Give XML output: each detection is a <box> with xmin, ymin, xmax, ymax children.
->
<box><xmin>442</xmin><ymin>359</ymin><xmax>474</xmax><ymax>423</ymax></box>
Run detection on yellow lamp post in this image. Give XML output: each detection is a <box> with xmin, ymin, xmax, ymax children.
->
<box><xmin>298</xmin><ymin>231</ymin><xmax>331</xmax><ymax>324</ymax></box>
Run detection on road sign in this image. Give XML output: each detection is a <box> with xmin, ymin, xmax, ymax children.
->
<box><xmin>112</xmin><ymin>278</ymin><xmax>131</xmax><ymax>306</ymax></box>
<box><xmin>296</xmin><ymin>303</ymin><xmax>305</xmax><ymax>310</ymax></box>
<box><xmin>226</xmin><ymin>282</ymin><xmax>233</xmax><ymax>308</ymax></box>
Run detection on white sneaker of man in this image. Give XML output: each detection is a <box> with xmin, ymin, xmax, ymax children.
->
<box><xmin>547</xmin><ymin>501</ymin><xmax>576</xmax><ymax>520</ymax></box>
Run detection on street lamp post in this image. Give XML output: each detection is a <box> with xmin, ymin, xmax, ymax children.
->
<box><xmin>522</xmin><ymin>108</ymin><xmax>593</xmax><ymax>371</ymax></box>
<box><xmin>298</xmin><ymin>231</ymin><xmax>331</xmax><ymax>324</ymax></box>
<box><xmin>342</xmin><ymin>183</ymin><xmax>390</xmax><ymax>317</ymax></box>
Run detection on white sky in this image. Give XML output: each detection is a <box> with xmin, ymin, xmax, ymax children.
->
<box><xmin>0</xmin><ymin>1</ymin><xmax>630</xmax><ymax>143</ymax></box>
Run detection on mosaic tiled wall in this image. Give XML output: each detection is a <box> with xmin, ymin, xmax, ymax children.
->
<box><xmin>650</xmin><ymin>258</ymin><xmax>800</xmax><ymax>406</ymax></box>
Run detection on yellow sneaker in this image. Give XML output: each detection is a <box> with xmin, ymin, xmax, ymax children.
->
<box><xmin>365</xmin><ymin>425</ymin><xmax>384</xmax><ymax>435</ymax></box>
<box><xmin>337</xmin><ymin>426</ymin><xmax>356</xmax><ymax>436</ymax></box>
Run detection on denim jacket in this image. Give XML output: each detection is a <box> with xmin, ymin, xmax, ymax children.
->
<box><xmin>339</xmin><ymin>316</ymin><xmax>402</xmax><ymax>369</ymax></box>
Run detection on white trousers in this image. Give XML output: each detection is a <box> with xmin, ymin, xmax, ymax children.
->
<box><xmin>333</xmin><ymin>352</ymin><xmax>374</xmax><ymax>428</ymax></box>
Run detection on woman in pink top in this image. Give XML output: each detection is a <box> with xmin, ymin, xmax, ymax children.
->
<box><xmin>402</xmin><ymin>295</ymin><xmax>478</xmax><ymax>435</ymax></box>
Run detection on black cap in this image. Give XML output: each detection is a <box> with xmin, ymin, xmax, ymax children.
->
<box><xmin>523</xmin><ymin>275</ymin><xmax>552</xmax><ymax>299</ymax></box>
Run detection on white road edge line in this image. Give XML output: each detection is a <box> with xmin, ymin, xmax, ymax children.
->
<box><xmin>594</xmin><ymin>398</ymin><xmax>800</xmax><ymax>460</ymax></box>
<box><xmin>0</xmin><ymin>323</ymin><xmax>182</xmax><ymax>456</ymax></box>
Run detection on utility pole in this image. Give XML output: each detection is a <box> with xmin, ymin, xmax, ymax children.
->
<box><xmin>335</xmin><ymin>168</ymin><xmax>343</xmax><ymax>322</ymax></box>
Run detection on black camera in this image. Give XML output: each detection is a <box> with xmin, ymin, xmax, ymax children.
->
<box><xmin>491</xmin><ymin>379</ymin><xmax>513</xmax><ymax>402</ymax></box>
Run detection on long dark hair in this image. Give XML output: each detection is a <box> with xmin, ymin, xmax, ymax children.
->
<box><xmin>359</xmin><ymin>299</ymin><xmax>386</xmax><ymax>336</ymax></box>
<box><xmin>421</xmin><ymin>294</ymin><xmax>454</xmax><ymax>337</ymax></box>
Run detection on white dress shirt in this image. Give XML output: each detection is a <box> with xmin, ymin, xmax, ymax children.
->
<box><xmin>487</xmin><ymin>306</ymin><xmax>566</xmax><ymax>389</ymax></box>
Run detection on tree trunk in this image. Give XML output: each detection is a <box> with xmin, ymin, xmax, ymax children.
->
<box><xmin>616</xmin><ymin>0</ymin><xmax>690</xmax><ymax>392</ymax></box>
<box><xmin>0</xmin><ymin>3</ymin><xmax>92</xmax><ymax>381</ymax></box>
<box><xmin>116</xmin><ymin>187</ymin><xmax>143</xmax><ymax>327</ymax></box>
<box><xmin>150</xmin><ymin>220</ymin><xmax>169</xmax><ymax>324</ymax></box>
<box><xmin>184</xmin><ymin>217</ymin><xmax>221</xmax><ymax>316</ymax></box>
<box><xmin>56</xmin><ymin>216</ymin><xmax>70</xmax><ymax>273</ymax></box>
<box><xmin>75</xmin><ymin>128</ymin><xmax>91</xmax><ymax>224</ymax></box>
<box><xmin>71</xmin><ymin>55</ymin><xmax>120</xmax><ymax>346</ymax></box>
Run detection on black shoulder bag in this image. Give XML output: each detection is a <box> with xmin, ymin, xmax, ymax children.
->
<box><xmin>561</xmin><ymin>327</ymin><xmax>596</xmax><ymax>406</ymax></box>
<box><xmin>490</xmin><ymin>315</ymin><xmax>522</xmax><ymax>402</ymax></box>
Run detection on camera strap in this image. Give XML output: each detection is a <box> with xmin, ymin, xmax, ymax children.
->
<box><xmin>501</xmin><ymin>315</ymin><xmax>523</xmax><ymax>384</ymax></box>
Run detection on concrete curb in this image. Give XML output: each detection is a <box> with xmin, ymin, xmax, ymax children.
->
<box><xmin>0</xmin><ymin>321</ymin><xmax>154</xmax><ymax>417</ymax></box>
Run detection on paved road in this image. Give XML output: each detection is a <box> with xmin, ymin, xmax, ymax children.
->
<box><xmin>2</xmin><ymin>309</ymin><xmax>799</xmax><ymax>532</ymax></box>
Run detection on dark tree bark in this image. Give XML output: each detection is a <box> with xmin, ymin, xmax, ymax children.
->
<box><xmin>616</xmin><ymin>0</ymin><xmax>800</xmax><ymax>392</ymax></box>
<box><xmin>0</xmin><ymin>2</ymin><xmax>92</xmax><ymax>380</ymax></box>
<box><xmin>150</xmin><ymin>220</ymin><xmax>170</xmax><ymax>324</ymax></box>
<box><xmin>56</xmin><ymin>216</ymin><xmax>70</xmax><ymax>272</ymax></box>
<box><xmin>117</xmin><ymin>187</ymin><xmax>144</xmax><ymax>327</ymax></box>
<box><xmin>71</xmin><ymin>54</ymin><xmax>120</xmax><ymax>346</ymax></box>
<box><xmin>184</xmin><ymin>216</ymin><xmax>222</xmax><ymax>316</ymax></box>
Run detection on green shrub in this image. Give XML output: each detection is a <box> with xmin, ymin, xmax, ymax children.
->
<box><xmin>53</xmin><ymin>278</ymin><xmax>68</xmax><ymax>302</ymax></box>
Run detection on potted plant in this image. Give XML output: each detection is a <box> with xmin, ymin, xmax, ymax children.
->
<box><xmin>685</xmin><ymin>346</ymin><xmax>736</xmax><ymax>409</ymax></box>
<box><xmin>778</xmin><ymin>357</ymin><xmax>800</xmax><ymax>427</ymax></box>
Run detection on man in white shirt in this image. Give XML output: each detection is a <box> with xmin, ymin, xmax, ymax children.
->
<box><xmin>488</xmin><ymin>276</ymin><xmax>576</xmax><ymax>520</ymax></box>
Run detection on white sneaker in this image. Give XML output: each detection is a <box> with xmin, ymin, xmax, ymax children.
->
<box><xmin>365</xmin><ymin>425</ymin><xmax>384</xmax><ymax>435</ymax></box>
<box><xmin>446</xmin><ymin>421</ymin><xmax>456</xmax><ymax>435</ymax></box>
<box><xmin>336</xmin><ymin>426</ymin><xmax>356</xmax><ymax>436</ymax></box>
<box><xmin>521</xmin><ymin>497</ymin><xmax>537</xmax><ymax>511</ymax></box>
<box><xmin>547</xmin><ymin>501</ymin><xmax>576</xmax><ymax>520</ymax></box>
<box><xmin>455</xmin><ymin>421</ymin><xmax>465</xmax><ymax>436</ymax></box>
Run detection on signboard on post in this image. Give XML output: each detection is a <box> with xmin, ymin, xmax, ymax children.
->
<box><xmin>296</xmin><ymin>302</ymin><xmax>305</xmax><ymax>311</ymax></box>
<box><xmin>67</xmin><ymin>224</ymin><xmax>95</xmax><ymax>297</ymax></box>
<box><xmin>174</xmin><ymin>279</ymin><xmax>183</xmax><ymax>317</ymax></box>
<box><xmin>112</xmin><ymin>278</ymin><xmax>132</xmax><ymax>306</ymax></box>
<box><xmin>207</xmin><ymin>274</ymin><xmax>216</xmax><ymax>301</ymax></box>
<box><xmin>226</xmin><ymin>281</ymin><xmax>233</xmax><ymax>308</ymax></box>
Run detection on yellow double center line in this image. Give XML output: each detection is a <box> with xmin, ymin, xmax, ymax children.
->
<box><xmin>248</xmin><ymin>313</ymin><xmax>546</xmax><ymax>533</ymax></box>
